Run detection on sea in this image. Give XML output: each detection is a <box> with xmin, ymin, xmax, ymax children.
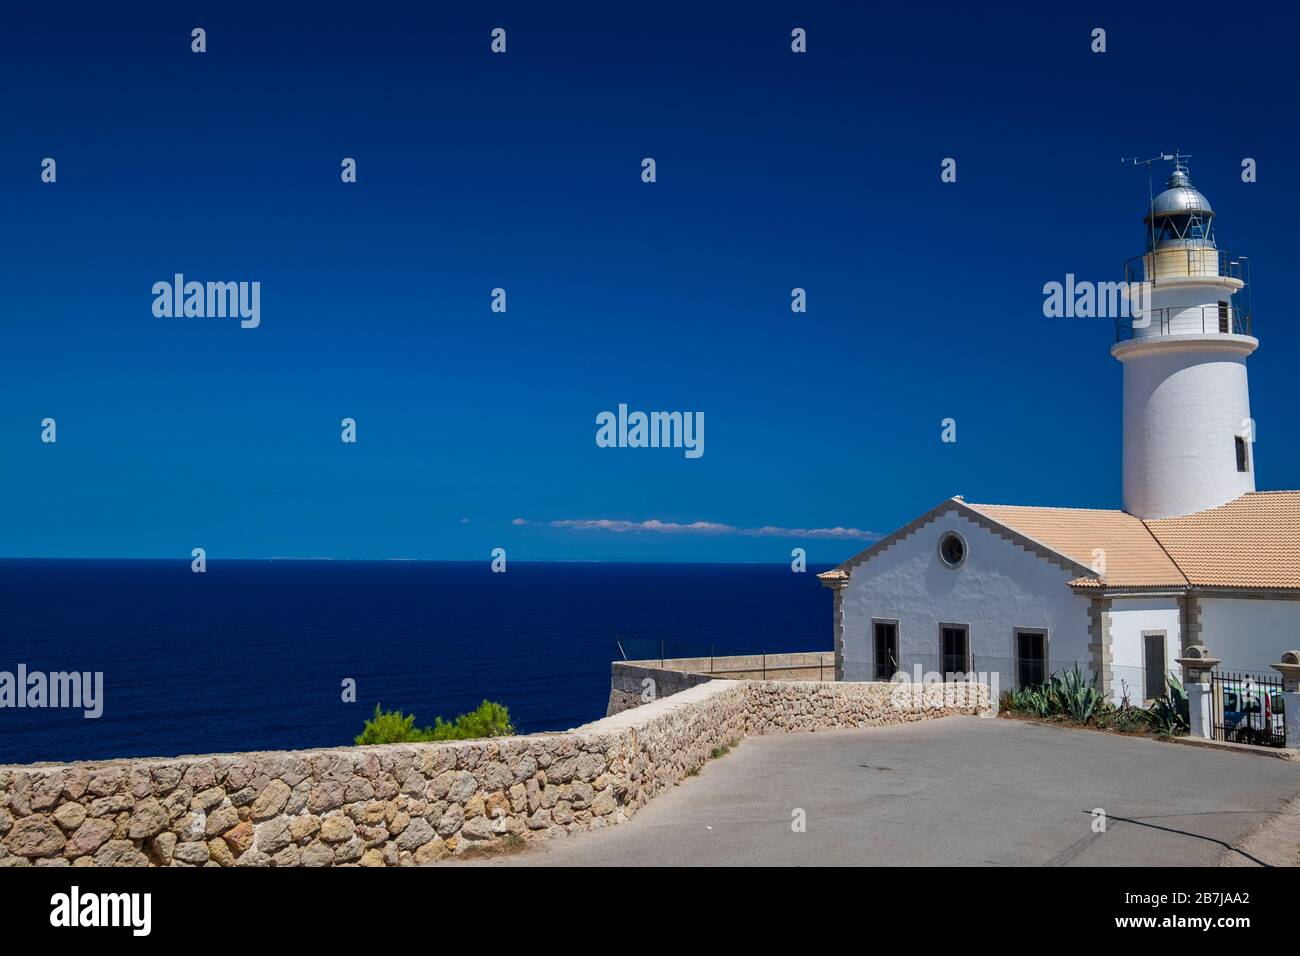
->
<box><xmin>0</xmin><ymin>560</ymin><xmax>832</xmax><ymax>765</ymax></box>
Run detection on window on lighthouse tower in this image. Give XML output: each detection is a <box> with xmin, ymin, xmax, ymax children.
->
<box><xmin>1236</xmin><ymin>436</ymin><xmax>1251</xmax><ymax>473</ymax></box>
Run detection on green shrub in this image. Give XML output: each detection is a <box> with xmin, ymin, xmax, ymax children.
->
<box><xmin>1097</xmin><ymin>696</ymin><xmax>1150</xmax><ymax>733</ymax></box>
<box><xmin>429</xmin><ymin>699</ymin><xmax>515</xmax><ymax>741</ymax></box>
<box><xmin>354</xmin><ymin>705</ymin><xmax>426</xmax><ymax>744</ymax></box>
<box><xmin>354</xmin><ymin>700</ymin><xmax>515</xmax><ymax>745</ymax></box>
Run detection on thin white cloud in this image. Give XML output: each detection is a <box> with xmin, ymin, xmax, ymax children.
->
<box><xmin>546</xmin><ymin>518</ymin><xmax>877</xmax><ymax>540</ymax></box>
<box><xmin>511</xmin><ymin>518</ymin><xmax>530</xmax><ymax>526</ymax></box>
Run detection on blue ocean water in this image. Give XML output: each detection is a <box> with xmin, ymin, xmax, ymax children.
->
<box><xmin>0</xmin><ymin>560</ymin><xmax>832</xmax><ymax>765</ymax></box>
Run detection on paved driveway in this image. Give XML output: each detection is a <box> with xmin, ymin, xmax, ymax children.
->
<box><xmin>466</xmin><ymin>717</ymin><xmax>1300</xmax><ymax>866</ymax></box>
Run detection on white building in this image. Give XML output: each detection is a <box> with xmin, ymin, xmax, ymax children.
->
<box><xmin>820</xmin><ymin>162</ymin><xmax>1299</xmax><ymax>704</ymax></box>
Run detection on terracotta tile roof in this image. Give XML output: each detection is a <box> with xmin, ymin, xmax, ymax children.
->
<box><xmin>831</xmin><ymin>492</ymin><xmax>1300</xmax><ymax>592</ymax></box>
<box><xmin>964</xmin><ymin>502</ymin><xmax>1187</xmax><ymax>589</ymax></box>
<box><xmin>1143</xmin><ymin>491</ymin><xmax>1300</xmax><ymax>590</ymax></box>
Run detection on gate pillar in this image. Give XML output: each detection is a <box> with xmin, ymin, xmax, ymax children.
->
<box><xmin>1270</xmin><ymin>651</ymin><xmax>1300</xmax><ymax>749</ymax></box>
<box><xmin>1176</xmin><ymin>644</ymin><xmax>1219</xmax><ymax>740</ymax></box>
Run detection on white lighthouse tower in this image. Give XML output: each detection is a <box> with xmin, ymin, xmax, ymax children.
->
<box><xmin>1113</xmin><ymin>158</ymin><xmax>1257</xmax><ymax>518</ymax></box>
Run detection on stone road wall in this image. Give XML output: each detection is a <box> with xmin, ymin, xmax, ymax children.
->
<box><xmin>0</xmin><ymin>679</ymin><xmax>988</xmax><ymax>867</ymax></box>
<box><xmin>606</xmin><ymin>652</ymin><xmax>836</xmax><ymax>716</ymax></box>
<box><xmin>606</xmin><ymin>662</ymin><xmax>717</xmax><ymax>716</ymax></box>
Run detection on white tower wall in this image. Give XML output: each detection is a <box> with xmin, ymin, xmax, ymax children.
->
<box><xmin>1116</xmin><ymin>335</ymin><xmax>1256</xmax><ymax>518</ymax></box>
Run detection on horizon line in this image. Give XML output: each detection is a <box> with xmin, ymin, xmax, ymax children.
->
<box><xmin>0</xmin><ymin>555</ymin><xmax>841</xmax><ymax>567</ymax></box>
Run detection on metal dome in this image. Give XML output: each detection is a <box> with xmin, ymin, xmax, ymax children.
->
<box><xmin>1147</xmin><ymin>165</ymin><xmax>1214</xmax><ymax>219</ymax></box>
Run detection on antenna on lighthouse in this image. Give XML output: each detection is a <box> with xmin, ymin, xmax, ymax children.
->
<box><xmin>1123</xmin><ymin>152</ymin><xmax>1173</xmax><ymax>248</ymax></box>
<box><xmin>1121</xmin><ymin>152</ymin><xmax>1181</xmax><ymax>253</ymax></box>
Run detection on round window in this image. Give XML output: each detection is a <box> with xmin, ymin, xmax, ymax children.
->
<box><xmin>938</xmin><ymin>531</ymin><xmax>966</xmax><ymax>568</ymax></box>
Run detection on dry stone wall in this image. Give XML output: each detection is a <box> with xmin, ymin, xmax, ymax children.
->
<box><xmin>0</xmin><ymin>679</ymin><xmax>988</xmax><ymax>867</ymax></box>
<box><xmin>606</xmin><ymin>653</ymin><xmax>836</xmax><ymax>716</ymax></box>
<box><xmin>606</xmin><ymin>662</ymin><xmax>717</xmax><ymax>716</ymax></box>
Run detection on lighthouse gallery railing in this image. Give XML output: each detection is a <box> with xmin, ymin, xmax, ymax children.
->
<box><xmin>1114</xmin><ymin>305</ymin><xmax>1253</xmax><ymax>342</ymax></box>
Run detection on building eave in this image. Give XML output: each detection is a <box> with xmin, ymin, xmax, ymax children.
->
<box><xmin>1069</xmin><ymin>583</ymin><xmax>1190</xmax><ymax>598</ymax></box>
<box><xmin>815</xmin><ymin>569</ymin><xmax>848</xmax><ymax>589</ymax></box>
<box><xmin>1068</xmin><ymin>582</ymin><xmax>1300</xmax><ymax>600</ymax></box>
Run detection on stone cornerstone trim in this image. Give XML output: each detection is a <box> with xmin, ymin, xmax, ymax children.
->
<box><xmin>1180</xmin><ymin>592</ymin><xmax>1202</xmax><ymax>654</ymax></box>
<box><xmin>0</xmin><ymin>679</ymin><xmax>987</xmax><ymax>868</ymax></box>
<box><xmin>819</xmin><ymin>576</ymin><xmax>848</xmax><ymax>681</ymax></box>
<box><xmin>832</xmin><ymin>585</ymin><xmax>846</xmax><ymax>681</ymax></box>
<box><xmin>1088</xmin><ymin>597</ymin><xmax>1114</xmax><ymax>695</ymax></box>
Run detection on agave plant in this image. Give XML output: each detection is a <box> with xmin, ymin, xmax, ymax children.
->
<box><xmin>1003</xmin><ymin>667</ymin><xmax>1112</xmax><ymax>724</ymax></box>
<box><xmin>1005</xmin><ymin>685</ymin><xmax>1050</xmax><ymax>717</ymax></box>
<box><xmin>1145</xmin><ymin>673</ymin><xmax>1189</xmax><ymax>737</ymax></box>
<box><xmin>1042</xmin><ymin>666</ymin><xmax>1111</xmax><ymax>724</ymax></box>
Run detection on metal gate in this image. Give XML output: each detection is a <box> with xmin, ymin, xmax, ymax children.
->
<box><xmin>1211</xmin><ymin>670</ymin><xmax>1286</xmax><ymax>748</ymax></box>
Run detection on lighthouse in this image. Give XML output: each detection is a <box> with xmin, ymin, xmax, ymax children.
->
<box><xmin>1112</xmin><ymin>160</ymin><xmax>1257</xmax><ymax>518</ymax></box>
<box><xmin>822</xmin><ymin>158</ymin><xmax>1296</xmax><ymax>705</ymax></box>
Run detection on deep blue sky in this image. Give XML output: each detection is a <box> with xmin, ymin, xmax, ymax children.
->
<box><xmin>2</xmin><ymin>2</ymin><xmax>1297</xmax><ymax>562</ymax></box>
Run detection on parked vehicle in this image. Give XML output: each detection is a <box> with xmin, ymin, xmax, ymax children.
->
<box><xmin>1219</xmin><ymin>680</ymin><xmax>1285</xmax><ymax>746</ymax></box>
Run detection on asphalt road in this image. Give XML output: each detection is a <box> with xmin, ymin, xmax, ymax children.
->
<box><xmin>464</xmin><ymin>717</ymin><xmax>1300</xmax><ymax>866</ymax></box>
